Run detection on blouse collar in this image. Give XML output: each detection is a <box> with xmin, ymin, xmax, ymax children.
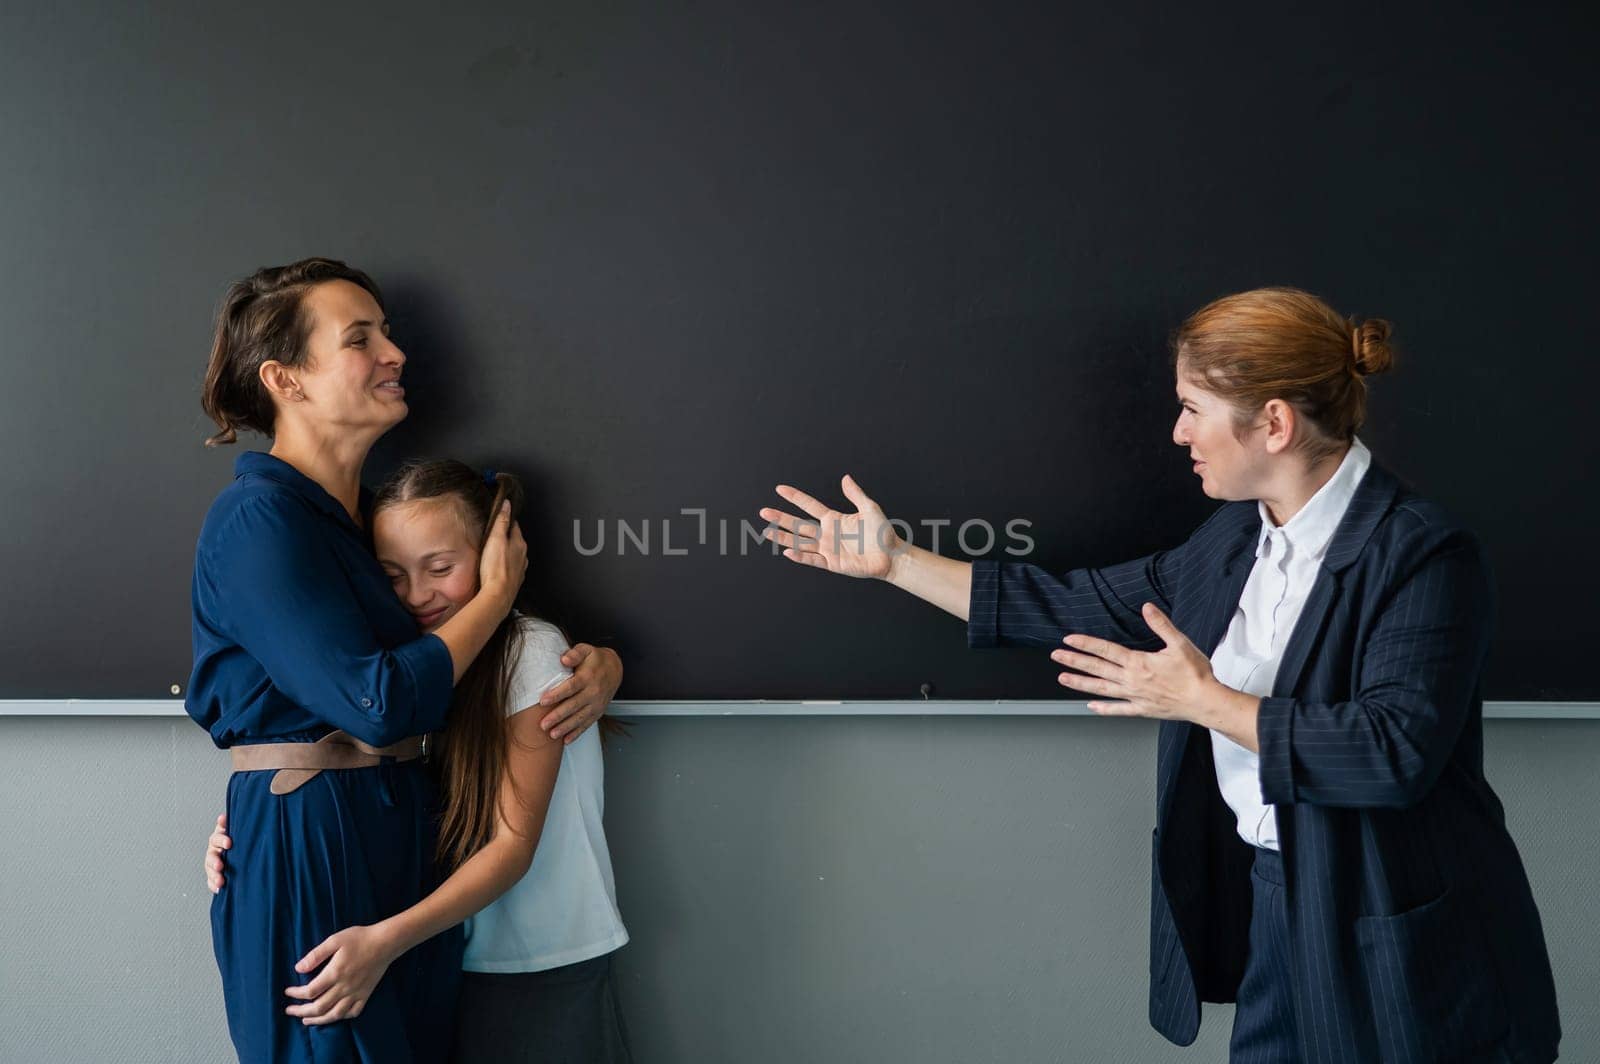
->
<box><xmin>1255</xmin><ymin>436</ymin><xmax>1372</xmax><ymax>564</ymax></box>
<box><xmin>234</xmin><ymin>450</ymin><xmax>374</xmax><ymax>530</ymax></box>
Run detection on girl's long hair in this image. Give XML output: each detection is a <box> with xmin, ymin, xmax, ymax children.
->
<box><xmin>373</xmin><ymin>459</ymin><xmax>622</xmax><ymax>873</ymax></box>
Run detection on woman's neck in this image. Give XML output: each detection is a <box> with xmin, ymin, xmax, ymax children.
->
<box><xmin>1258</xmin><ymin>444</ymin><xmax>1350</xmax><ymax>528</ymax></box>
<box><xmin>268</xmin><ymin>425</ymin><xmax>376</xmax><ymax>526</ymax></box>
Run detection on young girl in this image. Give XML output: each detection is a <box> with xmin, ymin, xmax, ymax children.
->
<box><xmin>208</xmin><ymin>460</ymin><xmax>632</xmax><ymax>1063</ymax></box>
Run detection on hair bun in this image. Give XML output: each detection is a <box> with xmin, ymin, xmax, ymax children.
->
<box><xmin>1349</xmin><ymin>317</ymin><xmax>1395</xmax><ymax>376</ymax></box>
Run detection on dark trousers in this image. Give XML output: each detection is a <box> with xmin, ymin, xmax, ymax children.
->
<box><xmin>1230</xmin><ymin>847</ymin><xmax>1298</xmax><ymax>1064</ymax></box>
<box><xmin>1228</xmin><ymin>849</ymin><xmax>1523</xmax><ymax>1064</ymax></box>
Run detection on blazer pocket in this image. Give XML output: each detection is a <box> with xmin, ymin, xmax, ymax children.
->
<box><xmin>1353</xmin><ymin>887</ymin><xmax>1509</xmax><ymax>1063</ymax></box>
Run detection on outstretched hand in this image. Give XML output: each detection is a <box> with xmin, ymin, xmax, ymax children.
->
<box><xmin>758</xmin><ymin>475</ymin><xmax>902</xmax><ymax>579</ymax></box>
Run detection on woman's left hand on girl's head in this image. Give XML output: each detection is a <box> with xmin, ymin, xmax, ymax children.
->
<box><xmin>283</xmin><ymin>923</ymin><xmax>403</xmax><ymax>1026</ymax></box>
<box><xmin>1051</xmin><ymin>603</ymin><xmax>1218</xmax><ymax>721</ymax></box>
<box><xmin>539</xmin><ymin>644</ymin><xmax>623</xmax><ymax>743</ymax></box>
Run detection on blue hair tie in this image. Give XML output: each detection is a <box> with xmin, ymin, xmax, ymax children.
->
<box><xmin>482</xmin><ymin>468</ymin><xmax>498</xmax><ymax>489</ymax></box>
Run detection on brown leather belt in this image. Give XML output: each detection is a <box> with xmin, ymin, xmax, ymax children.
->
<box><xmin>230</xmin><ymin>730</ymin><xmax>426</xmax><ymax>795</ymax></box>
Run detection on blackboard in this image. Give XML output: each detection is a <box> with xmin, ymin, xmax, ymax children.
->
<box><xmin>3</xmin><ymin>1</ymin><xmax>1594</xmax><ymax>700</ymax></box>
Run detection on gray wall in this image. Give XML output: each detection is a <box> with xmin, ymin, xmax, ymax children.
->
<box><xmin>1</xmin><ymin>714</ymin><xmax>1593</xmax><ymax>1063</ymax></box>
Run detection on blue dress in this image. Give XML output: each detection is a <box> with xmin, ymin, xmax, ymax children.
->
<box><xmin>187</xmin><ymin>451</ymin><xmax>463</xmax><ymax>1063</ymax></box>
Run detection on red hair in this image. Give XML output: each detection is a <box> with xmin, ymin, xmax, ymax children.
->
<box><xmin>1172</xmin><ymin>287</ymin><xmax>1395</xmax><ymax>462</ymax></box>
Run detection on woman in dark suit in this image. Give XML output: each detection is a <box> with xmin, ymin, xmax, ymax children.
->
<box><xmin>759</xmin><ymin>287</ymin><xmax>1560</xmax><ymax>1063</ymax></box>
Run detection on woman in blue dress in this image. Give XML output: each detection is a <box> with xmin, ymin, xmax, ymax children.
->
<box><xmin>185</xmin><ymin>258</ymin><xmax>622</xmax><ymax>1063</ymax></box>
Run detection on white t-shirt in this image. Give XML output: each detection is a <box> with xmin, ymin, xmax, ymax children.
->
<box><xmin>460</xmin><ymin>614</ymin><xmax>630</xmax><ymax>973</ymax></box>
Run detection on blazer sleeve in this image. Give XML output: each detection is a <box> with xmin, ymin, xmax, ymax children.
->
<box><xmin>201</xmin><ymin>494</ymin><xmax>456</xmax><ymax>746</ymax></box>
<box><xmin>1256</xmin><ymin>525</ymin><xmax>1494</xmax><ymax>809</ymax></box>
<box><xmin>968</xmin><ymin>546</ymin><xmax>1186</xmax><ymax>651</ymax></box>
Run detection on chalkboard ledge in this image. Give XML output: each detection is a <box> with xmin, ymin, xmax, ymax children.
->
<box><xmin>1</xmin><ymin>700</ymin><xmax>1597</xmax><ymax>719</ymax></box>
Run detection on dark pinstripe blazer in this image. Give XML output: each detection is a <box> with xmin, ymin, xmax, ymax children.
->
<box><xmin>969</xmin><ymin>459</ymin><xmax>1561</xmax><ymax>1064</ymax></box>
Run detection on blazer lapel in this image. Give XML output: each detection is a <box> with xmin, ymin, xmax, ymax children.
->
<box><xmin>1194</xmin><ymin>525</ymin><xmax>1259</xmax><ymax>656</ymax></box>
<box><xmin>1271</xmin><ymin>573</ymin><xmax>1339</xmax><ymax>699</ymax></box>
<box><xmin>1156</xmin><ymin>518</ymin><xmax>1259</xmax><ymax>821</ymax></box>
<box><xmin>1272</xmin><ymin>459</ymin><xmax>1400</xmax><ymax>698</ymax></box>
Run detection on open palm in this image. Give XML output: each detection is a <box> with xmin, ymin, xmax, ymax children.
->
<box><xmin>759</xmin><ymin>475</ymin><xmax>901</xmax><ymax>579</ymax></box>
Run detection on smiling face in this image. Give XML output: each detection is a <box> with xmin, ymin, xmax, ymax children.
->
<box><xmin>374</xmin><ymin>497</ymin><xmax>483</xmax><ymax>633</ymax></box>
<box><xmin>278</xmin><ymin>279</ymin><xmax>409</xmax><ymax>438</ymax></box>
<box><xmin>1171</xmin><ymin>365</ymin><xmax>1271</xmax><ymax>501</ymax></box>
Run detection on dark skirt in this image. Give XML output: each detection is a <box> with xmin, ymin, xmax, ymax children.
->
<box><xmin>449</xmin><ymin>950</ymin><xmax>633</xmax><ymax>1064</ymax></box>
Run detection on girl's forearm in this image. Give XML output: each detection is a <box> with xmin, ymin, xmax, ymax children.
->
<box><xmin>375</xmin><ymin>836</ymin><xmax>533</xmax><ymax>957</ymax></box>
<box><xmin>884</xmin><ymin>544</ymin><xmax>973</xmax><ymax>621</ymax></box>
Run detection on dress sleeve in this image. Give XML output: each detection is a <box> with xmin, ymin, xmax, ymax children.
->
<box><xmin>1256</xmin><ymin>525</ymin><xmax>1493</xmax><ymax>809</ymax></box>
<box><xmin>967</xmin><ymin>546</ymin><xmax>1187</xmax><ymax>650</ymax></box>
<box><xmin>202</xmin><ymin>494</ymin><xmax>456</xmax><ymax>746</ymax></box>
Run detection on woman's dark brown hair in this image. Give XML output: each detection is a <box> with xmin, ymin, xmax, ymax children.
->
<box><xmin>1171</xmin><ymin>287</ymin><xmax>1396</xmax><ymax>463</ymax></box>
<box><xmin>201</xmin><ymin>257</ymin><xmax>385</xmax><ymax>447</ymax></box>
<box><xmin>374</xmin><ymin>459</ymin><xmax>624</xmax><ymax>872</ymax></box>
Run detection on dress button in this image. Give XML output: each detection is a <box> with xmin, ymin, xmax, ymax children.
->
<box><xmin>360</xmin><ymin>697</ymin><xmax>373</xmax><ymax>708</ymax></box>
